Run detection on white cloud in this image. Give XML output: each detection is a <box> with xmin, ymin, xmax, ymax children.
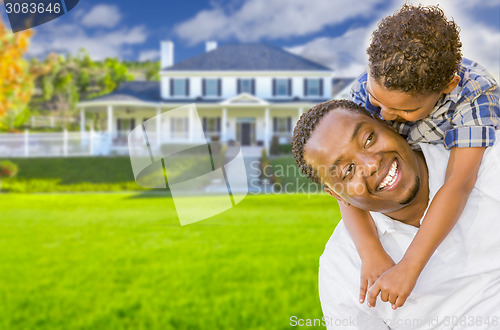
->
<box><xmin>29</xmin><ymin>25</ymin><xmax>147</xmax><ymax>60</ymax></box>
<box><xmin>174</xmin><ymin>0</ymin><xmax>387</xmax><ymax>45</ymax></box>
<box><xmin>28</xmin><ymin>4</ymin><xmax>148</xmax><ymax>60</ymax></box>
<box><xmin>138</xmin><ymin>50</ymin><xmax>160</xmax><ymax>62</ymax></box>
<box><xmin>81</xmin><ymin>4</ymin><xmax>122</xmax><ymax>28</ymax></box>
<box><xmin>286</xmin><ymin>28</ymin><xmax>372</xmax><ymax>77</ymax></box>
<box><xmin>287</xmin><ymin>0</ymin><xmax>500</xmax><ymax>79</ymax></box>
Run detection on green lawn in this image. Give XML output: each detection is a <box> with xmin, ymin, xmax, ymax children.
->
<box><xmin>0</xmin><ymin>192</ymin><xmax>341</xmax><ymax>329</ymax></box>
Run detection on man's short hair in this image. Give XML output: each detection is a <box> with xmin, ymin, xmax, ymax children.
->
<box><xmin>367</xmin><ymin>4</ymin><xmax>462</xmax><ymax>95</ymax></box>
<box><xmin>291</xmin><ymin>99</ymin><xmax>371</xmax><ymax>185</ymax></box>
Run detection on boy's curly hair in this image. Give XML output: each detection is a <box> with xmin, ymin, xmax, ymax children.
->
<box><xmin>367</xmin><ymin>4</ymin><xmax>462</xmax><ymax>95</ymax></box>
<box><xmin>291</xmin><ymin>99</ymin><xmax>371</xmax><ymax>185</ymax></box>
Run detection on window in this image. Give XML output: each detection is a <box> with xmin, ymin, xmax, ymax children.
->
<box><xmin>170</xmin><ymin>117</ymin><xmax>188</xmax><ymax>139</ymax></box>
<box><xmin>202</xmin><ymin>117</ymin><xmax>221</xmax><ymax>133</ymax></box>
<box><xmin>171</xmin><ymin>78</ymin><xmax>189</xmax><ymax>97</ymax></box>
<box><xmin>273</xmin><ymin>78</ymin><xmax>291</xmax><ymax>96</ymax></box>
<box><xmin>117</xmin><ymin>118</ymin><xmax>135</xmax><ymax>137</ymax></box>
<box><xmin>273</xmin><ymin>117</ymin><xmax>292</xmax><ymax>133</ymax></box>
<box><xmin>238</xmin><ymin>78</ymin><xmax>255</xmax><ymax>94</ymax></box>
<box><xmin>304</xmin><ymin>78</ymin><xmax>323</xmax><ymax>97</ymax></box>
<box><xmin>203</xmin><ymin>79</ymin><xmax>220</xmax><ymax>97</ymax></box>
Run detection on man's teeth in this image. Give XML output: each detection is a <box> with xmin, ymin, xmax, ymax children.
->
<box><xmin>379</xmin><ymin>161</ymin><xmax>398</xmax><ymax>190</ymax></box>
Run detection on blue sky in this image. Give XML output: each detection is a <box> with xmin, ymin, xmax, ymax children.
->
<box><xmin>2</xmin><ymin>0</ymin><xmax>499</xmax><ymax>78</ymax></box>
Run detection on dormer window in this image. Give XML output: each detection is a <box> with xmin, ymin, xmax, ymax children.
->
<box><xmin>170</xmin><ymin>78</ymin><xmax>189</xmax><ymax>97</ymax></box>
<box><xmin>304</xmin><ymin>78</ymin><xmax>323</xmax><ymax>97</ymax></box>
<box><xmin>237</xmin><ymin>78</ymin><xmax>255</xmax><ymax>95</ymax></box>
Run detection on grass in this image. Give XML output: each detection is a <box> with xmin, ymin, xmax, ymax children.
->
<box><xmin>0</xmin><ymin>192</ymin><xmax>341</xmax><ymax>329</ymax></box>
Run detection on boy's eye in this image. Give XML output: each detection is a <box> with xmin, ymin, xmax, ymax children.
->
<box><xmin>364</xmin><ymin>133</ymin><xmax>374</xmax><ymax>148</ymax></box>
<box><xmin>342</xmin><ymin>164</ymin><xmax>354</xmax><ymax>180</ymax></box>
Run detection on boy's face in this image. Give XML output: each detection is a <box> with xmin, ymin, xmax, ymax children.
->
<box><xmin>366</xmin><ymin>74</ymin><xmax>443</xmax><ymax>122</ymax></box>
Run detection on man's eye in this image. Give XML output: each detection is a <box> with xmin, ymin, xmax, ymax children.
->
<box><xmin>364</xmin><ymin>133</ymin><xmax>374</xmax><ymax>149</ymax></box>
<box><xmin>343</xmin><ymin>164</ymin><xmax>354</xmax><ymax>180</ymax></box>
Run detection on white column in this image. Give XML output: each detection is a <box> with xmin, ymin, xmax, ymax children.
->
<box><xmin>156</xmin><ymin>107</ymin><xmax>161</xmax><ymax>148</ymax></box>
<box><xmin>107</xmin><ymin>105</ymin><xmax>113</xmax><ymax>150</ymax></box>
<box><xmin>188</xmin><ymin>106</ymin><xmax>194</xmax><ymax>142</ymax></box>
<box><xmin>24</xmin><ymin>129</ymin><xmax>29</xmax><ymax>157</ymax></box>
<box><xmin>221</xmin><ymin>108</ymin><xmax>227</xmax><ymax>141</ymax></box>
<box><xmin>80</xmin><ymin>108</ymin><xmax>85</xmax><ymax>133</ymax></box>
<box><xmin>264</xmin><ymin>108</ymin><xmax>270</xmax><ymax>154</ymax></box>
<box><xmin>296</xmin><ymin>107</ymin><xmax>304</xmax><ymax>129</ymax></box>
<box><xmin>107</xmin><ymin>105</ymin><xmax>114</xmax><ymax>133</ymax></box>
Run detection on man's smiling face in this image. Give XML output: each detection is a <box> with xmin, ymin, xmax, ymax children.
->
<box><xmin>304</xmin><ymin>108</ymin><xmax>422</xmax><ymax>213</ymax></box>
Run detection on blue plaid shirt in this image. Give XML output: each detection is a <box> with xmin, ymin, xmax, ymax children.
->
<box><xmin>351</xmin><ymin>58</ymin><xmax>500</xmax><ymax>149</ymax></box>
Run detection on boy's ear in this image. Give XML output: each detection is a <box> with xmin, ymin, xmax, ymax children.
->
<box><xmin>324</xmin><ymin>186</ymin><xmax>350</xmax><ymax>206</ymax></box>
<box><xmin>442</xmin><ymin>75</ymin><xmax>461</xmax><ymax>94</ymax></box>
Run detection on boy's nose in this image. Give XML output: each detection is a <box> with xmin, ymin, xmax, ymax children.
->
<box><xmin>380</xmin><ymin>108</ymin><xmax>398</xmax><ymax>121</ymax></box>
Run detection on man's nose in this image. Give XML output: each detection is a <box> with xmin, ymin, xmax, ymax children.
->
<box><xmin>380</xmin><ymin>108</ymin><xmax>397</xmax><ymax>121</ymax></box>
<box><xmin>358</xmin><ymin>152</ymin><xmax>381</xmax><ymax>177</ymax></box>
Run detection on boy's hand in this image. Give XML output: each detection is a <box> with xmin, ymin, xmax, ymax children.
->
<box><xmin>359</xmin><ymin>251</ymin><xmax>395</xmax><ymax>304</ymax></box>
<box><xmin>366</xmin><ymin>260</ymin><xmax>419</xmax><ymax>309</ymax></box>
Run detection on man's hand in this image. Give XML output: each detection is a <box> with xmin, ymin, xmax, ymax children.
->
<box><xmin>366</xmin><ymin>260</ymin><xmax>420</xmax><ymax>309</ymax></box>
<box><xmin>359</xmin><ymin>251</ymin><xmax>395</xmax><ymax>304</ymax></box>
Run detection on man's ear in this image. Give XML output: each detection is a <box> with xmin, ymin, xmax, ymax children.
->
<box><xmin>323</xmin><ymin>186</ymin><xmax>350</xmax><ymax>206</ymax></box>
<box><xmin>442</xmin><ymin>75</ymin><xmax>461</xmax><ymax>94</ymax></box>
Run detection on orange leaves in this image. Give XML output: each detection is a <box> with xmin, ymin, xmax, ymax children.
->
<box><xmin>0</xmin><ymin>16</ymin><xmax>35</xmax><ymax>117</ymax></box>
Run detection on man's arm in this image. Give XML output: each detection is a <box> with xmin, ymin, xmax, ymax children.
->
<box><xmin>367</xmin><ymin>146</ymin><xmax>485</xmax><ymax>309</ymax></box>
<box><xmin>338</xmin><ymin>203</ymin><xmax>394</xmax><ymax>304</ymax></box>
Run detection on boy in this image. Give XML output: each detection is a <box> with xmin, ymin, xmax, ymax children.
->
<box><xmin>342</xmin><ymin>4</ymin><xmax>499</xmax><ymax>310</ymax></box>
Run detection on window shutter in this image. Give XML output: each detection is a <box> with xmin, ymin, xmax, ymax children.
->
<box><xmin>170</xmin><ymin>78</ymin><xmax>174</xmax><ymax>96</ymax></box>
<box><xmin>319</xmin><ymin>78</ymin><xmax>323</xmax><ymax>96</ymax></box>
<box><xmin>287</xmin><ymin>117</ymin><xmax>292</xmax><ymax>132</ymax></box>
<box><xmin>237</xmin><ymin>79</ymin><xmax>241</xmax><ymax>94</ymax></box>
<box><xmin>202</xmin><ymin>117</ymin><xmax>207</xmax><ymax>131</ymax></box>
<box><xmin>288</xmin><ymin>79</ymin><xmax>292</xmax><ymax>96</ymax></box>
<box><xmin>304</xmin><ymin>79</ymin><xmax>308</xmax><ymax>96</ymax></box>
<box><xmin>217</xmin><ymin>79</ymin><xmax>222</xmax><ymax>96</ymax></box>
<box><xmin>185</xmin><ymin>79</ymin><xmax>190</xmax><ymax>96</ymax></box>
<box><xmin>251</xmin><ymin>79</ymin><xmax>255</xmax><ymax>95</ymax></box>
<box><xmin>202</xmin><ymin>79</ymin><xmax>206</xmax><ymax>96</ymax></box>
<box><xmin>117</xmin><ymin>119</ymin><xmax>121</xmax><ymax>131</ymax></box>
<box><xmin>216</xmin><ymin>117</ymin><xmax>221</xmax><ymax>132</ymax></box>
<box><xmin>130</xmin><ymin>119</ymin><xmax>135</xmax><ymax>131</ymax></box>
<box><xmin>273</xmin><ymin>117</ymin><xmax>277</xmax><ymax>132</ymax></box>
<box><xmin>272</xmin><ymin>78</ymin><xmax>276</xmax><ymax>96</ymax></box>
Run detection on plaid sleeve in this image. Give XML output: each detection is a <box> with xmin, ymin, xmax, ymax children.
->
<box><xmin>444</xmin><ymin>83</ymin><xmax>500</xmax><ymax>149</ymax></box>
<box><xmin>350</xmin><ymin>72</ymin><xmax>368</xmax><ymax>107</ymax></box>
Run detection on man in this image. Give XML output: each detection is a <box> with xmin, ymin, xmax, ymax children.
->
<box><xmin>291</xmin><ymin>99</ymin><xmax>500</xmax><ymax>329</ymax></box>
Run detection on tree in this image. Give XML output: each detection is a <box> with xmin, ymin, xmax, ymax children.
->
<box><xmin>0</xmin><ymin>16</ymin><xmax>34</xmax><ymax>119</ymax></box>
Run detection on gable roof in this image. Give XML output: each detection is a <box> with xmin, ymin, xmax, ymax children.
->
<box><xmin>163</xmin><ymin>43</ymin><xmax>332</xmax><ymax>71</ymax></box>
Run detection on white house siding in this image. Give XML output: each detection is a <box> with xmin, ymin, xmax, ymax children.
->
<box><xmin>160</xmin><ymin>73</ymin><xmax>332</xmax><ymax>100</ymax></box>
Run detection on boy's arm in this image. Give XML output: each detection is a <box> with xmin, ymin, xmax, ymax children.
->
<box><xmin>338</xmin><ymin>203</ymin><xmax>394</xmax><ymax>304</ymax></box>
<box><xmin>367</xmin><ymin>146</ymin><xmax>485</xmax><ymax>309</ymax></box>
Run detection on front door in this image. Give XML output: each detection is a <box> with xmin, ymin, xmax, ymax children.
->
<box><xmin>241</xmin><ymin>122</ymin><xmax>251</xmax><ymax>146</ymax></box>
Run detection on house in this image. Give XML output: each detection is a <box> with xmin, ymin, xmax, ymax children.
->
<box><xmin>77</xmin><ymin>42</ymin><xmax>334</xmax><ymax>155</ymax></box>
